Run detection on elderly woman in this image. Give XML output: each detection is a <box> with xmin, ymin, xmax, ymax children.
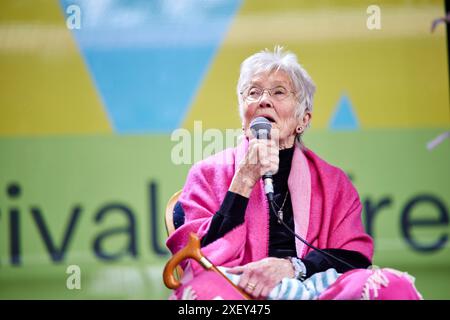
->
<box><xmin>166</xmin><ymin>47</ymin><xmax>422</xmax><ymax>300</ymax></box>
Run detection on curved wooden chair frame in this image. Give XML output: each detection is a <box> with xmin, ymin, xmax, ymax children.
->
<box><xmin>163</xmin><ymin>190</ymin><xmax>251</xmax><ymax>299</ymax></box>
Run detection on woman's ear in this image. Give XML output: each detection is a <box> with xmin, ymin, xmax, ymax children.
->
<box><xmin>295</xmin><ymin>112</ymin><xmax>312</xmax><ymax>134</ymax></box>
<box><xmin>302</xmin><ymin>112</ymin><xmax>312</xmax><ymax>128</ymax></box>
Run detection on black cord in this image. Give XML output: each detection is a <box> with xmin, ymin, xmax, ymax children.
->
<box><xmin>269</xmin><ymin>199</ymin><xmax>357</xmax><ymax>270</ymax></box>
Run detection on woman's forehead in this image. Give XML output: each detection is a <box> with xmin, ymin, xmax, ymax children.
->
<box><xmin>250</xmin><ymin>70</ymin><xmax>293</xmax><ymax>87</ymax></box>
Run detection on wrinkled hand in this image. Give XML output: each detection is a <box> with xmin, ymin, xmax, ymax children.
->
<box><xmin>227</xmin><ymin>257</ymin><xmax>295</xmax><ymax>299</ymax></box>
<box><xmin>240</xmin><ymin>136</ymin><xmax>279</xmax><ymax>184</ymax></box>
<box><xmin>229</xmin><ymin>130</ymin><xmax>279</xmax><ymax>198</ymax></box>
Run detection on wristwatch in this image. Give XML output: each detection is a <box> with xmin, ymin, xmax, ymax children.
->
<box><xmin>289</xmin><ymin>257</ymin><xmax>307</xmax><ymax>281</ymax></box>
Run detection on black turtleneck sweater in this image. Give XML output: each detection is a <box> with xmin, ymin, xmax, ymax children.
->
<box><xmin>198</xmin><ymin>147</ymin><xmax>371</xmax><ymax>278</ymax></box>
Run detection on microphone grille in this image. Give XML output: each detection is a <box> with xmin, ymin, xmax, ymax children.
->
<box><xmin>250</xmin><ymin>117</ymin><xmax>272</xmax><ymax>138</ymax></box>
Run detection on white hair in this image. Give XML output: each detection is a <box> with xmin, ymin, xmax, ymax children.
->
<box><xmin>237</xmin><ymin>46</ymin><xmax>316</xmax><ymax>125</ymax></box>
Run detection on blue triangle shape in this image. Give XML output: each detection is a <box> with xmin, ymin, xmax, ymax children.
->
<box><xmin>60</xmin><ymin>0</ymin><xmax>242</xmax><ymax>134</ymax></box>
<box><xmin>329</xmin><ymin>94</ymin><xmax>359</xmax><ymax>130</ymax></box>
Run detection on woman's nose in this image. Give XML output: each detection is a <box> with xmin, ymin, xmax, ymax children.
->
<box><xmin>259</xmin><ymin>94</ymin><xmax>273</xmax><ymax>108</ymax></box>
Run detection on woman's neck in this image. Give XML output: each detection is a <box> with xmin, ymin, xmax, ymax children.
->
<box><xmin>279</xmin><ymin>135</ymin><xmax>296</xmax><ymax>150</ymax></box>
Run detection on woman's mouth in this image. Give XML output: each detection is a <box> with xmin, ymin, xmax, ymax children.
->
<box><xmin>261</xmin><ymin>115</ymin><xmax>276</xmax><ymax>123</ymax></box>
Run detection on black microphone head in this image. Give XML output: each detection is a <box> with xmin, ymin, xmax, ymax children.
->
<box><xmin>250</xmin><ymin>116</ymin><xmax>272</xmax><ymax>139</ymax></box>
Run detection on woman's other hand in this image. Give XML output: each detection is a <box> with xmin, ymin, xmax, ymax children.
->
<box><xmin>227</xmin><ymin>257</ymin><xmax>295</xmax><ymax>299</ymax></box>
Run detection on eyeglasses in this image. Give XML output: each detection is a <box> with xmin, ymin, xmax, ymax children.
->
<box><xmin>241</xmin><ymin>86</ymin><xmax>295</xmax><ymax>102</ymax></box>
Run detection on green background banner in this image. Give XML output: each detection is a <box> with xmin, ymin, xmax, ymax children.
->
<box><xmin>1</xmin><ymin>130</ymin><xmax>449</xmax><ymax>298</ymax></box>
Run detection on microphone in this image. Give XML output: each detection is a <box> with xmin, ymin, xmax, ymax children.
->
<box><xmin>250</xmin><ymin>116</ymin><xmax>274</xmax><ymax>202</ymax></box>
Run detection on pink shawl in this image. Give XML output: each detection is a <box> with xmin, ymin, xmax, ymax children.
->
<box><xmin>166</xmin><ymin>139</ymin><xmax>373</xmax><ymax>279</ymax></box>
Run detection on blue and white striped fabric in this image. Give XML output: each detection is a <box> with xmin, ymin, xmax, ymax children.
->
<box><xmin>219</xmin><ymin>267</ymin><xmax>341</xmax><ymax>300</ymax></box>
